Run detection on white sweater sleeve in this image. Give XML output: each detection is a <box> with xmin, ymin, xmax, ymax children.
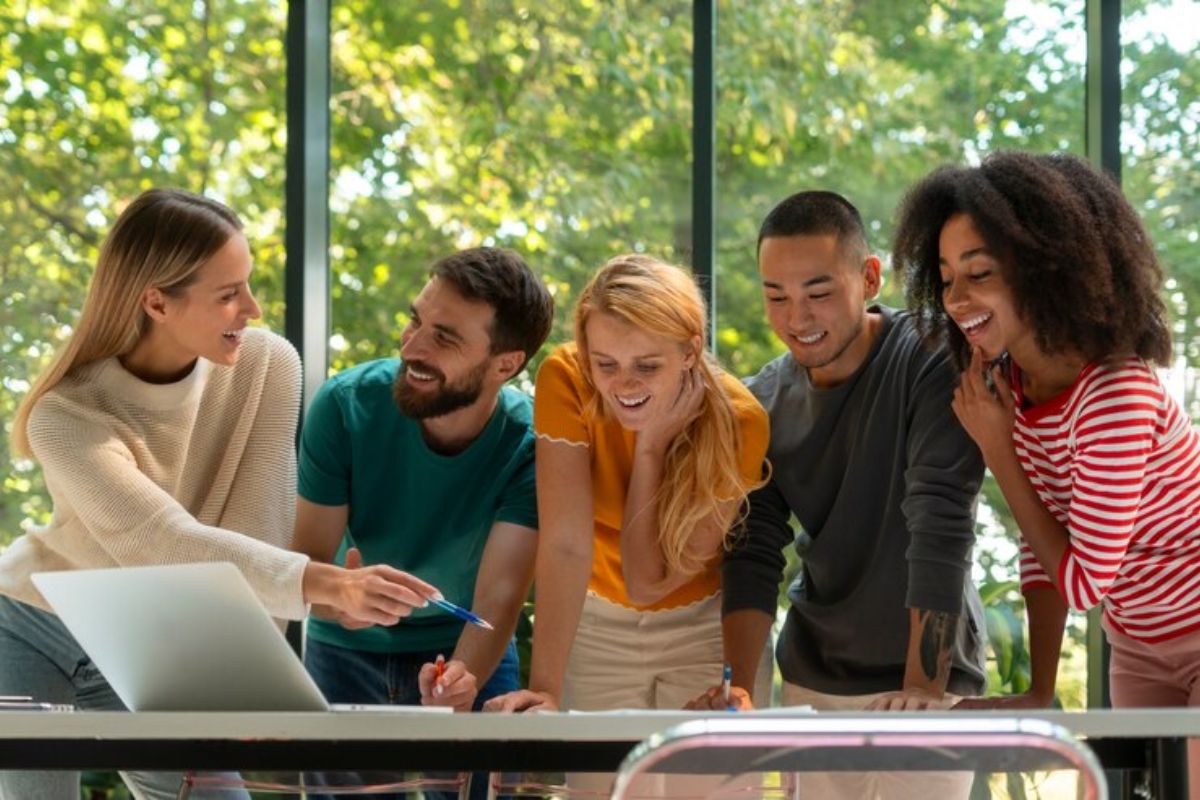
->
<box><xmin>27</xmin><ymin>347</ymin><xmax>310</xmax><ymax>620</ymax></box>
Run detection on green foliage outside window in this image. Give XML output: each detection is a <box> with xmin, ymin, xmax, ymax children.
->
<box><xmin>1</xmin><ymin>0</ymin><xmax>1196</xmax><ymax>734</ymax></box>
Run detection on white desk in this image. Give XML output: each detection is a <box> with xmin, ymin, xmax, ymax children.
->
<box><xmin>0</xmin><ymin>709</ymin><xmax>1195</xmax><ymax>796</ymax></box>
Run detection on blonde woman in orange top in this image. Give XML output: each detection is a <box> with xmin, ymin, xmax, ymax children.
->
<box><xmin>485</xmin><ymin>255</ymin><xmax>770</xmax><ymax>714</ymax></box>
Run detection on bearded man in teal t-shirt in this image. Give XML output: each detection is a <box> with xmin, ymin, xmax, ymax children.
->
<box><xmin>293</xmin><ymin>247</ymin><xmax>553</xmax><ymax>715</ymax></box>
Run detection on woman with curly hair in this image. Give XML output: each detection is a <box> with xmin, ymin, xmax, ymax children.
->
<box><xmin>485</xmin><ymin>254</ymin><xmax>771</xmax><ymax>715</ymax></box>
<box><xmin>894</xmin><ymin>151</ymin><xmax>1200</xmax><ymax>792</ymax></box>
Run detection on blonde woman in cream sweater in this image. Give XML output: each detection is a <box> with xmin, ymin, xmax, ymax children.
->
<box><xmin>0</xmin><ymin>189</ymin><xmax>434</xmax><ymax>800</ymax></box>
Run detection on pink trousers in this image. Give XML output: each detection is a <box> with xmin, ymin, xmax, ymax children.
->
<box><xmin>1105</xmin><ymin>619</ymin><xmax>1200</xmax><ymax>800</ymax></box>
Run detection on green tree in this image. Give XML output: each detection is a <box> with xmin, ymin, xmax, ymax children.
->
<box><xmin>1</xmin><ymin>0</ymin><xmax>289</xmax><ymax>538</ymax></box>
<box><xmin>1</xmin><ymin>0</ymin><xmax>1196</xmax><ymax>717</ymax></box>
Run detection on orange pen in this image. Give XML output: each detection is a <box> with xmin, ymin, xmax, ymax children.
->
<box><xmin>434</xmin><ymin>654</ymin><xmax>445</xmax><ymax>697</ymax></box>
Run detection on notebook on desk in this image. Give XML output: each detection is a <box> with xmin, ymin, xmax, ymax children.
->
<box><xmin>31</xmin><ymin>562</ymin><xmax>449</xmax><ymax>714</ymax></box>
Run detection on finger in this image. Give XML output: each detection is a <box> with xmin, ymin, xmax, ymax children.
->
<box><xmin>373</xmin><ymin>567</ymin><xmax>441</xmax><ymax>601</ymax></box>
<box><xmin>481</xmin><ymin>695</ymin><xmax>508</xmax><ymax>713</ymax></box>
<box><xmin>728</xmin><ymin>687</ymin><xmax>753</xmax><ymax>711</ymax></box>
<box><xmin>346</xmin><ymin>604</ymin><xmax>401</xmax><ymax>627</ymax></box>
<box><xmin>366</xmin><ymin>576</ymin><xmax>429</xmax><ymax>612</ymax></box>
<box><xmin>358</xmin><ymin>596</ymin><xmax>414</xmax><ymax>624</ymax></box>
<box><xmin>685</xmin><ymin>688</ymin><xmax>715</xmax><ymax>711</ymax></box>
<box><xmin>961</xmin><ymin>358</ymin><xmax>986</xmax><ymax>399</ymax></box>
<box><xmin>417</xmin><ymin>662</ymin><xmax>436</xmax><ymax>697</ymax></box>
<box><xmin>969</xmin><ymin>346</ymin><xmax>991</xmax><ymax>387</ymax></box>
<box><xmin>435</xmin><ymin>677</ymin><xmax>476</xmax><ymax>707</ymax></box>
<box><xmin>344</xmin><ymin>547</ymin><xmax>363</xmax><ymax>570</ymax></box>
<box><xmin>438</xmin><ymin>660</ymin><xmax>469</xmax><ymax>697</ymax></box>
<box><xmin>483</xmin><ymin>691</ymin><xmax>531</xmax><ymax>713</ymax></box>
<box><xmin>992</xmin><ymin>365</ymin><xmax>1015</xmax><ymax>410</ymax></box>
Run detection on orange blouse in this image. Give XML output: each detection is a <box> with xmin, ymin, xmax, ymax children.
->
<box><xmin>533</xmin><ymin>343</ymin><xmax>769</xmax><ymax>611</ymax></box>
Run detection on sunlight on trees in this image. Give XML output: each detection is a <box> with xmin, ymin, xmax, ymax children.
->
<box><xmin>1</xmin><ymin>0</ymin><xmax>1196</xmax><ymax>710</ymax></box>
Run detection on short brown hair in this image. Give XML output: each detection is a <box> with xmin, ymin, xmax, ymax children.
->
<box><xmin>430</xmin><ymin>247</ymin><xmax>554</xmax><ymax>369</ymax></box>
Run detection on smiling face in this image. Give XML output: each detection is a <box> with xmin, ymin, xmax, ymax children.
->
<box><xmin>154</xmin><ymin>232</ymin><xmax>262</xmax><ymax>369</ymax></box>
<box><xmin>759</xmin><ymin>233</ymin><xmax>881</xmax><ymax>387</ymax></box>
<box><xmin>583</xmin><ymin>311</ymin><xmax>698</xmax><ymax>431</ymax></box>
<box><xmin>395</xmin><ymin>276</ymin><xmax>501</xmax><ymax>419</ymax></box>
<box><xmin>938</xmin><ymin>213</ymin><xmax>1027</xmax><ymax>361</ymax></box>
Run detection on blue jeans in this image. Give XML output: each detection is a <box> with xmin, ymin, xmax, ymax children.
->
<box><xmin>0</xmin><ymin>594</ymin><xmax>246</xmax><ymax>800</ymax></box>
<box><xmin>304</xmin><ymin>637</ymin><xmax>520</xmax><ymax>799</ymax></box>
<box><xmin>304</xmin><ymin>637</ymin><xmax>520</xmax><ymax>709</ymax></box>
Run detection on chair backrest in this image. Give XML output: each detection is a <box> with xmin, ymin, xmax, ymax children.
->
<box><xmin>610</xmin><ymin>716</ymin><xmax>1107</xmax><ymax>800</ymax></box>
<box><xmin>179</xmin><ymin>770</ymin><xmax>471</xmax><ymax>798</ymax></box>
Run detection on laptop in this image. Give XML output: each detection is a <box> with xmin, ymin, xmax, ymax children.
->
<box><xmin>32</xmin><ymin>562</ymin><xmax>447</xmax><ymax>713</ymax></box>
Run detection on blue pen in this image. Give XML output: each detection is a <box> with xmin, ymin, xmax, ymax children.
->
<box><xmin>428</xmin><ymin>596</ymin><xmax>494</xmax><ymax>630</ymax></box>
<box><xmin>722</xmin><ymin>663</ymin><xmax>735</xmax><ymax>711</ymax></box>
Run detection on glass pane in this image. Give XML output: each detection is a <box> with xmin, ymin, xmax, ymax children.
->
<box><xmin>0</xmin><ymin>1</ymin><xmax>287</xmax><ymax>544</ymax></box>
<box><xmin>713</xmin><ymin>0</ymin><xmax>1089</xmax><ymax>711</ymax></box>
<box><xmin>1121</xmin><ymin>0</ymin><xmax>1200</xmax><ymax>419</ymax></box>
<box><xmin>715</xmin><ymin>0</ymin><xmax>1087</xmax><ymax>374</ymax></box>
<box><xmin>328</xmin><ymin>1</ymin><xmax>693</xmax><ymax>379</ymax></box>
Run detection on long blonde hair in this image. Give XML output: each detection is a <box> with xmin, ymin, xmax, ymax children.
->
<box><xmin>574</xmin><ymin>254</ymin><xmax>763</xmax><ymax>575</ymax></box>
<box><xmin>12</xmin><ymin>189</ymin><xmax>243</xmax><ymax>457</ymax></box>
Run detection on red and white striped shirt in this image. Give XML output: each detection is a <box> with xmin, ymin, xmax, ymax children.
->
<box><xmin>1013</xmin><ymin>357</ymin><xmax>1200</xmax><ymax>643</ymax></box>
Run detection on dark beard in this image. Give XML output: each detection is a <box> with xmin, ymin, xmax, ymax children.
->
<box><xmin>392</xmin><ymin>359</ymin><xmax>488</xmax><ymax>419</ymax></box>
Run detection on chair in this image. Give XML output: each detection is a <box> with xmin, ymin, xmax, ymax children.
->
<box><xmin>610</xmin><ymin>716</ymin><xmax>1108</xmax><ymax>800</ymax></box>
<box><xmin>177</xmin><ymin>770</ymin><xmax>471</xmax><ymax>798</ymax></box>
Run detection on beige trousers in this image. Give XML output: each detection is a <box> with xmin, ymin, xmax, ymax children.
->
<box><xmin>563</xmin><ymin>591</ymin><xmax>773</xmax><ymax>711</ymax></box>
<box><xmin>559</xmin><ymin>592</ymin><xmax>773</xmax><ymax>798</ymax></box>
<box><xmin>780</xmin><ymin>682</ymin><xmax>972</xmax><ymax>800</ymax></box>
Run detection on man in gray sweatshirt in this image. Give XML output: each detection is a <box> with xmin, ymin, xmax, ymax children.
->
<box><xmin>696</xmin><ymin>191</ymin><xmax>987</xmax><ymax>717</ymax></box>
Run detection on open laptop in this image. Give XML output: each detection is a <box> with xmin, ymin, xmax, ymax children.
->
<box><xmin>32</xmin><ymin>562</ymin><xmax>447</xmax><ymax>713</ymax></box>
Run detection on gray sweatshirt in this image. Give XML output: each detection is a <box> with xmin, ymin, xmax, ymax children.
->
<box><xmin>723</xmin><ymin>306</ymin><xmax>988</xmax><ymax>696</ymax></box>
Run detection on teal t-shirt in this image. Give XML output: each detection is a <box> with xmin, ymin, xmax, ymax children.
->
<box><xmin>298</xmin><ymin>358</ymin><xmax>538</xmax><ymax>653</ymax></box>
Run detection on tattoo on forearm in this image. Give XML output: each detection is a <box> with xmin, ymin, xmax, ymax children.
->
<box><xmin>916</xmin><ymin>609</ymin><xmax>956</xmax><ymax>686</ymax></box>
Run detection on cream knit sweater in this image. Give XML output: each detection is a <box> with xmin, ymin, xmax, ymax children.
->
<box><xmin>0</xmin><ymin>327</ymin><xmax>310</xmax><ymax>620</ymax></box>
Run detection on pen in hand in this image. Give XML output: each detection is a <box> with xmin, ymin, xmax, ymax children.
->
<box><xmin>427</xmin><ymin>596</ymin><xmax>494</xmax><ymax>630</ymax></box>
<box><xmin>722</xmin><ymin>663</ymin><xmax>735</xmax><ymax>711</ymax></box>
<box><xmin>434</xmin><ymin>654</ymin><xmax>445</xmax><ymax>697</ymax></box>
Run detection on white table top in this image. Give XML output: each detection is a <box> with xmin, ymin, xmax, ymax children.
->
<box><xmin>2</xmin><ymin>707</ymin><xmax>1198</xmax><ymax>741</ymax></box>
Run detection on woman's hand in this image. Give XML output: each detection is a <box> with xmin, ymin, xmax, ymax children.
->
<box><xmin>952</xmin><ymin>347</ymin><xmax>1016</xmax><ymax>462</ymax></box>
<box><xmin>684</xmin><ymin>684</ymin><xmax>754</xmax><ymax>711</ymax></box>
<box><xmin>302</xmin><ymin>547</ymin><xmax>438</xmax><ymax>627</ymax></box>
<box><xmin>636</xmin><ymin>367</ymin><xmax>705</xmax><ymax>455</ymax></box>
<box><xmin>481</xmin><ymin>689</ymin><xmax>560</xmax><ymax>713</ymax></box>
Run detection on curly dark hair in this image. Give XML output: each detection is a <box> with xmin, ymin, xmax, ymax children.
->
<box><xmin>892</xmin><ymin>150</ymin><xmax>1171</xmax><ymax>370</ymax></box>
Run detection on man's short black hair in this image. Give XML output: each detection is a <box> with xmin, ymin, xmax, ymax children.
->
<box><xmin>757</xmin><ymin>190</ymin><xmax>870</xmax><ymax>261</ymax></box>
<box><xmin>430</xmin><ymin>247</ymin><xmax>554</xmax><ymax>368</ymax></box>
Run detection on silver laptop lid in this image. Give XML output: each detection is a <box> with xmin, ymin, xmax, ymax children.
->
<box><xmin>32</xmin><ymin>562</ymin><xmax>329</xmax><ymax>712</ymax></box>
